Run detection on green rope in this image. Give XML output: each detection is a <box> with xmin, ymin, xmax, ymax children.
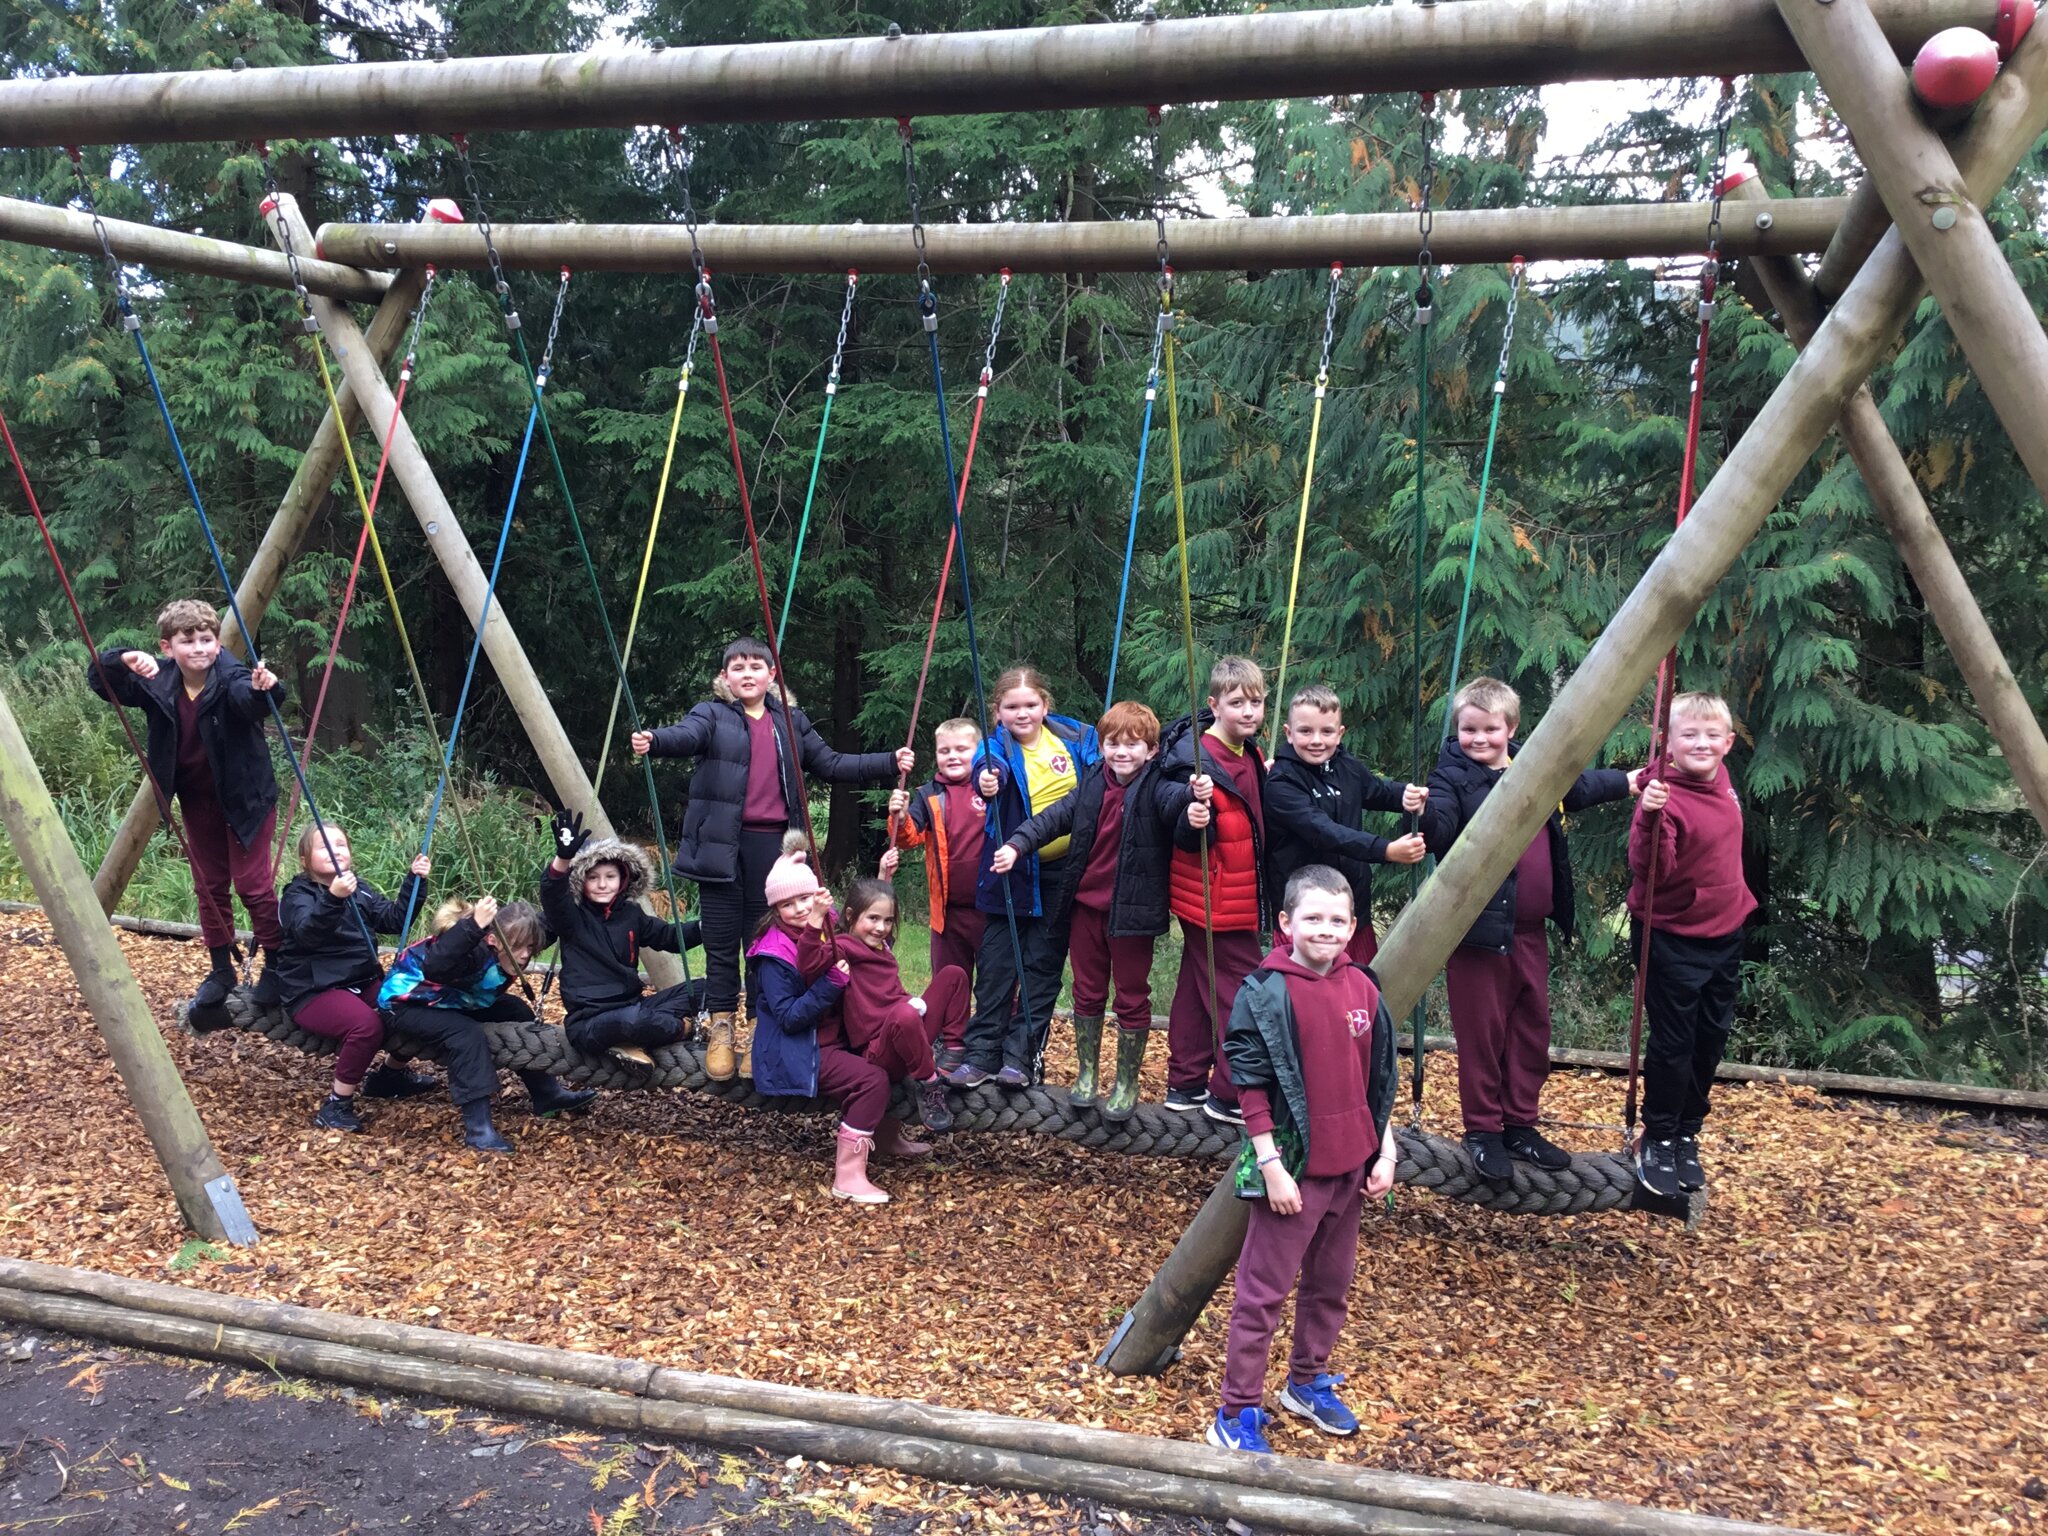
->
<box><xmin>777</xmin><ymin>272</ymin><xmax>858</xmax><ymax>651</ymax></box>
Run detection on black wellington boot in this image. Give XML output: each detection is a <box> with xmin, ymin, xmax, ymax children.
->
<box><xmin>460</xmin><ymin>1098</ymin><xmax>513</xmax><ymax>1154</ymax></box>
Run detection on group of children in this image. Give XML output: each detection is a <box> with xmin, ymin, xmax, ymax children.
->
<box><xmin>96</xmin><ymin>602</ymin><xmax>1758</xmax><ymax>1450</ymax></box>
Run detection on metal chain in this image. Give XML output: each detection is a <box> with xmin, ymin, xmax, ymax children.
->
<box><xmin>63</xmin><ymin>149</ymin><xmax>138</xmax><ymax>329</ymax></box>
<box><xmin>1146</xmin><ymin>106</ymin><xmax>1176</xmax><ymax>382</ymax></box>
<box><xmin>980</xmin><ymin>270</ymin><xmax>1011</xmax><ymax>391</ymax></box>
<box><xmin>535</xmin><ymin>268</ymin><xmax>571</xmax><ymax>388</ymax></box>
<box><xmin>399</xmin><ymin>267</ymin><xmax>439</xmax><ymax>384</ymax></box>
<box><xmin>1317</xmin><ymin>261</ymin><xmax>1342</xmax><ymax>388</ymax></box>
<box><xmin>828</xmin><ymin>269</ymin><xmax>858</xmax><ymax>392</ymax></box>
<box><xmin>452</xmin><ymin>134</ymin><xmax>520</xmax><ymax>333</ymax></box>
<box><xmin>1699</xmin><ymin>78</ymin><xmax>1739</xmax><ymax>315</ymax></box>
<box><xmin>253</xmin><ymin>142</ymin><xmax>319</xmax><ymax>335</ymax></box>
<box><xmin>1415</xmin><ymin>92</ymin><xmax>1436</xmax><ymax>325</ymax></box>
<box><xmin>665</xmin><ymin>129</ymin><xmax>716</xmax><ymax>333</ymax></box>
<box><xmin>1495</xmin><ymin>258</ymin><xmax>1523</xmax><ymax>392</ymax></box>
<box><xmin>898</xmin><ymin>117</ymin><xmax>934</xmax><ymax>320</ymax></box>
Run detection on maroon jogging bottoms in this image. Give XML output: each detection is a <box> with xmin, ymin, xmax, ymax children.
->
<box><xmin>183</xmin><ymin>796</ymin><xmax>282</xmax><ymax>951</ymax></box>
<box><xmin>1444</xmin><ymin>924</ymin><xmax>1553</xmax><ymax>1133</ymax></box>
<box><xmin>1220</xmin><ymin>1170</ymin><xmax>1364</xmax><ymax>1411</ymax></box>
<box><xmin>1165</xmin><ymin>922</ymin><xmax>1263</xmax><ymax>1101</ymax></box>
<box><xmin>1068</xmin><ymin>903</ymin><xmax>1156</xmax><ymax>1031</ymax></box>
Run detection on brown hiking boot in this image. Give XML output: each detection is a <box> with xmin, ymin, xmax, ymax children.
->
<box><xmin>704</xmin><ymin>1011</ymin><xmax>737</xmax><ymax>1081</ymax></box>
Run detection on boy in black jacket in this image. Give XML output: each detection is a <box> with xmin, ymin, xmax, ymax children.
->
<box><xmin>87</xmin><ymin>598</ymin><xmax>286</xmax><ymax>1009</ymax></box>
<box><xmin>1420</xmin><ymin>677</ymin><xmax>1644</xmax><ymax>1183</ymax></box>
<box><xmin>1263</xmin><ymin>684</ymin><xmax>1428</xmax><ymax>967</ymax></box>
<box><xmin>631</xmin><ymin>637</ymin><xmax>912</xmax><ymax>1082</ymax></box>
<box><xmin>991</xmin><ymin>701</ymin><xmax>1172</xmax><ymax>1120</ymax></box>
<box><xmin>541</xmin><ymin>812</ymin><xmax>704</xmax><ymax>1066</ymax></box>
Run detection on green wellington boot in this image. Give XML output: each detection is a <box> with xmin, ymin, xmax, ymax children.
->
<box><xmin>1068</xmin><ymin>1015</ymin><xmax>1105</xmax><ymax>1107</ymax></box>
<box><xmin>1102</xmin><ymin>1026</ymin><xmax>1148</xmax><ymax>1122</ymax></box>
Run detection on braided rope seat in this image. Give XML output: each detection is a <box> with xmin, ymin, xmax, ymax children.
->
<box><xmin>199</xmin><ymin>989</ymin><xmax>1696</xmax><ymax>1221</ymax></box>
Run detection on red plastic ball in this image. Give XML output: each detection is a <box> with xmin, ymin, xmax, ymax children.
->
<box><xmin>1912</xmin><ymin>27</ymin><xmax>2001</xmax><ymax>109</ymax></box>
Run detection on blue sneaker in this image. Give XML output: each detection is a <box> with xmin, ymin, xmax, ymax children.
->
<box><xmin>1205</xmin><ymin>1405</ymin><xmax>1274</xmax><ymax>1454</ymax></box>
<box><xmin>1279</xmin><ymin>1372</ymin><xmax>1359</xmax><ymax>1436</ymax></box>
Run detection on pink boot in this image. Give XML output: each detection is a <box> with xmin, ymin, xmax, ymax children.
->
<box><xmin>876</xmin><ymin>1117</ymin><xmax>932</xmax><ymax>1160</ymax></box>
<box><xmin>832</xmin><ymin>1127</ymin><xmax>890</xmax><ymax>1204</ymax></box>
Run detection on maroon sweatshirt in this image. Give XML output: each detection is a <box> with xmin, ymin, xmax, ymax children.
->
<box><xmin>833</xmin><ymin>933</ymin><xmax>918</xmax><ymax>1052</ymax></box>
<box><xmin>1073</xmin><ymin>775</ymin><xmax>1128</xmax><ymax>911</ymax></box>
<box><xmin>1239</xmin><ymin>948</ymin><xmax>1380</xmax><ymax>1178</ymax></box>
<box><xmin>1627</xmin><ymin>760</ymin><xmax>1756</xmax><ymax>938</ymax></box>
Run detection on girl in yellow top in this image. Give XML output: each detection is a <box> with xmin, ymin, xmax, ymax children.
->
<box><xmin>950</xmin><ymin>666</ymin><xmax>1102</xmax><ymax>1088</ymax></box>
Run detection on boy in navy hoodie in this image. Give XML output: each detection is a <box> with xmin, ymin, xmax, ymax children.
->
<box><xmin>1263</xmin><ymin>683</ymin><xmax>1428</xmax><ymax>965</ymax></box>
<box><xmin>1628</xmin><ymin>691</ymin><xmax>1756</xmax><ymax>1198</ymax></box>
<box><xmin>1210</xmin><ymin>864</ymin><xmax>1396</xmax><ymax>1455</ymax></box>
<box><xmin>88</xmin><ymin>598</ymin><xmax>286</xmax><ymax>1010</ymax></box>
<box><xmin>1421</xmin><ymin>676</ymin><xmax>1644</xmax><ymax>1184</ymax></box>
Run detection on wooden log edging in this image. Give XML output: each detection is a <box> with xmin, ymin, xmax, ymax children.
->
<box><xmin>0</xmin><ymin>1260</ymin><xmax>1823</xmax><ymax>1536</ymax></box>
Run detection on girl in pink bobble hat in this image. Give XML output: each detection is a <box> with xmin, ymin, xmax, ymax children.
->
<box><xmin>746</xmin><ymin>842</ymin><xmax>916</xmax><ymax>1203</ymax></box>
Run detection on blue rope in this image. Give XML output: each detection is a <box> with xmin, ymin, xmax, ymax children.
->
<box><xmin>917</xmin><ymin>290</ymin><xmax>1038</xmax><ymax>1073</ymax></box>
<box><xmin>403</xmin><ymin>387</ymin><xmax>541</xmax><ymax>937</ymax></box>
<box><xmin>1103</xmin><ymin>369</ymin><xmax>1159</xmax><ymax>709</ymax></box>
<box><xmin>122</xmin><ymin>305</ymin><xmax>381</xmax><ymax>959</ymax></box>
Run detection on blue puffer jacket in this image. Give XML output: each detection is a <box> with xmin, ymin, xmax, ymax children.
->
<box><xmin>973</xmin><ymin>713</ymin><xmax>1102</xmax><ymax>919</ymax></box>
<box><xmin>746</xmin><ymin>923</ymin><xmax>847</xmax><ymax>1098</ymax></box>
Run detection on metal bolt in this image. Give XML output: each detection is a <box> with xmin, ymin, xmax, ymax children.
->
<box><xmin>886</xmin><ymin>22</ymin><xmax>902</xmax><ymax>38</ymax></box>
<box><xmin>425</xmin><ymin>521</ymin><xmax>439</xmax><ymax>536</ymax></box>
<box><xmin>383</xmin><ymin>241</ymin><xmax>398</xmax><ymax>256</ymax></box>
<box><xmin>1931</xmin><ymin>206</ymin><xmax>1958</xmax><ymax>230</ymax></box>
<box><xmin>1754</xmin><ymin>210</ymin><xmax>1774</xmax><ymax>231</ymax></box>
<box><xmin>432</xmin><ymin>45</ymin><xmax>448</xmax><ymax>61</ymax></box>
<box><xmin>1139</xmin><ymin>2</ymin><xmax>1157</xmax><ymax>19</ymax></box>
<box><xmin>231</xmin><ymin>56</ymin><xmax>246</xmax><ymax>70</ymax></box>
<box><xmin>650</xmin><ymin>37</ymin><xmax>666</xmax><ymax>50</ymax></box>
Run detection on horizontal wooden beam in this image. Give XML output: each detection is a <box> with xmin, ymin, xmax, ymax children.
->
<box><xmin>0</xmin><ymin>193</ymin><xmax>389</xmax><ymax>301</ymax></box>
<box><xmin>0</xmin><ymin>0</ymin><xmax>1999</xmax><ymax>147</ymax></box>
<box><xmin>315</xmin><ymin>196</ymin><xmax>1847</xmax><ymax>275</ymax></box>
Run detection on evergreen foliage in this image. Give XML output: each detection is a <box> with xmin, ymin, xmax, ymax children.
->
<box><xmin>2</xmin><ymin>0</ymin><xmax>2044</xmax><ymax>1085</ymax></box>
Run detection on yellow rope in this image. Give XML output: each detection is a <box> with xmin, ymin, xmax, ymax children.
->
<box><xmin>1267</xmin><ymin>372</ymin><xmax>1327</xmax><ymax>756</ymax></box>
<box><xmin>594</xmin><ymin>356</ymin><xmax>695</xmax><ymax>791</ymax></box>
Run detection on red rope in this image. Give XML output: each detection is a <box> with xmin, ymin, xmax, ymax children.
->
<box><xmin>699</xmin><ymin>275</ymin><xmax>822</xmax><ymax>862</ymax></box>
<box><xmin>0</xmin><ymin>402</ymin><xmax>237</xmax><ymax>946</ymax></box>
<box><xmin>1623</xmin><ymin>261</ymin><xmax>1719</xmax><ymax>1137</ymax></box>
<box><xmin>268</xmin><ymin>348</ymin><xmax>418</xmax><ymax>879</ymax></box>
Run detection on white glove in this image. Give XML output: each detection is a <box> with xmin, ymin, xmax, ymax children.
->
<box><xmin>908</xmin><ymin>996</ymin><xmax>927</xmax><ymax>1017</ymax></box>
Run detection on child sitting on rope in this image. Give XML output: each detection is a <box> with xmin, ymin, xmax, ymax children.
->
<box><xmin>379</xmin><ymin>896</ymin><xmax>597</xmax><ymax>1154</ymax></box>
<box><xmin>1157</xmin><ymin>656</ymin><xmax>1271</xmax><ymax>1125</ymax></box>
<box><xmin>1263</xmin><ymin>683</ymin><xmax>1428</xmax><ymax>967</ymax></box>
<box><xmin>884</xmin><ymin>716</ymin><xmax>988</xmax><ymax>1067</ymax></box>
<box><xmin>1421</xmin><ymin>676</ymin><xmax>1645</xmax><ymax>1186</ymax></box>
<box><xmin>631</xmin><ymin>637</ymin><xmax>914</xmax><ymax>1084</ymax></box>
<box><xmin>275</xmin><ymin>824</ymin><xmax>435</xmax><ymax>1133</ymax></box>
<box><xmin>990</xmin><ymin>701</ymin><xmax>1171</xmax><ymax>1120</ymax></box>
<box><xmin>834</xmin><ymin>877</ymin><xmax>962</xmax><ymax>1135</ymax></box>
<box><xmin>953</xmin><ymin>665</ymin><xmax>1101</xmax><ymax>1090</ymax></box>
<box><xmin>1210</xmin><ymin>864</ymin><xmax>1396</xmax><ymax>1455</ymax></box>
<box><xmin>1627</xmin><ymin>691</ymin><xmax>1756</xmax><ymax>1199</ymax></box>
<box><xmin>541</xmin><ymin>810</ymin><xmax>704</xmax><ymax>1067</ymax></box>
<box><xmin>88</xmin><ymin>598</ymin><xmax>287</xmax><ymax>1012</ymax></box>
<box><xmin>747</xmin><ymin>849</ymin><xmax>929</xmax><ymax>1204</ymax></box>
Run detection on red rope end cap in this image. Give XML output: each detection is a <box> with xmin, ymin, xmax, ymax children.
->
<box><xmin>1420</xmin><ymin>90</ymin><xmax>1436</xmax><ymax>111</ymax></box>
<box><xmin>896</xmin><ymin>116</ymin><xmax>914</xmax><ymax>139</ymax></box>
<box><xmin>560</xmin><ymin>266</ymin><xmax>572</xmax><ymax>281</ymax></box>
<box><xmin>64</xmin><ymin>145</ymin><xmax>83</xmax><ymax>165</ymax></box>
<box><xmin>1997</xmin><ymin>0</ymin><xmax>2035</xmax><ymax>59</ymax></box>
<box><xmin>999</xmin><ymin>267</ymin><xmax>1012</xmax><ymax>280</ymax></box>
<box><xmin>1715</xmin><ymin>166</ymin><xmax>1756</xmax><ymax>197</ymax></box>
<box><xmin>259</xmin><ymin>194</ymin><xmax>279</xmax><ymax>217</ymax></box>
<box><xmin>847</xmin><ymin>268</ymin><xmax>859</xmax><ymax>281</ymax></box>
<box><xmin>450</xmin><ymin>132</ymin><xmax>468</xmax><ymax>152</ymax></box>
<box><xmin>1147</xmin><ymin>105</ymin><xmax>1162</xmax><ymax>125</ymax></box>
<box><xmin>1511</xmin><ymin>254</ymin><xmax>1525</xmax><ymax>273</ymax></box>
<box><xmin>1330</xmin><ymin>261</ymin><xmax>1343</xmax><ymax>276</ymax></box>
<box><xmin>666</xmin><ymin>125</ymin><xmax>683</xmax><ymax>144</ymax></box>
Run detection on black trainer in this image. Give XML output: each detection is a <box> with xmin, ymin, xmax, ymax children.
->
<box><xmin>1635</xmin><ymin>1136</ymin><xmax>1682</xmax><ymax>1199</ymax></box>
<box><xmin>1674</xmin><ymin>1135</ymin><xmax>1706</xmax><ymax>1191</ymax></box>
<box><xmin>1202</xmin><ymin>1094</ymin><xmax>1245</xmax><ymax>1126</ymax></box>
<box><xmin>916</xmin><ymin>1077</ymin><xmax>955</xmax><ymax>1134</ymax></box>
<box><xmin>1463</xmin><ymin>1131</ymin><xmax>1514</xmax><ymax>1186</ymax></box>
<box><xmin>362</xmin><ymin>1064</ymin><xmax>440</xmax><ymax>1099</ymax></box>
<box><xmin>312</xmin><ymin>1093</ymin><xmax>365</xmax><ymax>1133</ymax></box>
<box><xmin>1502</xmin><ymin>1125</ymin><xmax>1572</xmax><ymax>1171</ymax></box>
<box><xmin>1162</xmin><ymin>1086</ymin><xmax>1206</xmax><ymax>1115</ymax></box>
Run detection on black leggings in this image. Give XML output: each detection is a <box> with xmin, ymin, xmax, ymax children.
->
<box><xmin>698</xmin><ymin>825</ymin><xmax>787</xmax><ymax>1013</ymax></box>
<box><xmin>565</xmin><ymin>979</ymin><xmax>705</xmax><ymax>1056</ymax></box>
<box><xmin>388</xmin><ymin>996</ymin><xmax>543</xmax><ymax>1107</ymax></box>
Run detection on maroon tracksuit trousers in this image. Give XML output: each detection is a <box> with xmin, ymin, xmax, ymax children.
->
<box><xmin>1068</xmin><ymin>903</ymin><xmax>1156</xmax><ymax>1031</ymax></box>
<box><xmin>1444</xmin><ymin>924</ymin><xmax>1552</xmax><ymax>1133</ymax></box>
<box><xmin>1220</xmin><ymin>1170</ymin><xmax>1364</xmax><ymax>1411</ymax></box>
<box><xmin>928</xmin><ymin>907</ymin><xmax>984</xmax><ymax>1046</ymax></box>
<box><xmin>184</xmin><ymin>796</ymin><xmax>283</xmax><ymax>951</ymax></box>
<box><xmin>1165</xmin><ymin>922</ymin><xmax>1263</xmax><ymax>1101</ymax></box>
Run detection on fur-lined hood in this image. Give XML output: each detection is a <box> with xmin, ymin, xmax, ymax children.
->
<box><xmin>566</xmin><ymin>836</ymin><xmax>655</xmax><ymax>903</ymax></box>
<box><xmin>709</xmin><ymin>673</ymin><xmax>799</xmax><ymax>709</ymax></box>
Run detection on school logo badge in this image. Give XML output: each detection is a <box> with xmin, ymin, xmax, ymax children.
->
<box><xmin>1049</xmin><ymin>753</ymin><xmax>1070</xmax><ymax>775</ymax></box>
<box><xmin>971</xmin><ymin>795</ymin><xmax>986</xmax><ymax>814</ymax></box>
<box><xmin>1346</xmin><ymin>1007</ymin><xmax>1372</xmax><ymax>1039</ymax></box>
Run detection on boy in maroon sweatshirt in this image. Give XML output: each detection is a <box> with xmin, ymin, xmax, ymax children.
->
<box><xmin>1209</xmin><ymin>865</ymin><xmax>1397</xmax><ymax>1454</ymax></box>
<box><xmin>1628</xmin><ymin>691</ymin><xmax>1758</xmax><ymax>1199</ymax></box>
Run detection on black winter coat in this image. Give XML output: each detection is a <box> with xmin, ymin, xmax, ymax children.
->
<box><xmin>87</xmin><ymin>648</ymin><xmax>283</xmax><ymax>847</ymax></box>
<box><xmin>1419</xmin><ymin>737</ymin><xmax>1632</xmax><ymax>954</ymax></box>
<box><xmin>539</xmin><ymin>856</ymin><xmax>702</xmax><ymax>1021</ymax></box>
<box><xmin>275</xmin><ymin>870</ymin><xmax>421</xmax><ymax>1010</ymax></box>
<box><xmin>646</xmin><ymin>697</ymin><xmax>896</xmax><ymax>883</ymax></box>
<box><xmin>1262</xmin><ymin>741</ymin><xmax>1413</xmax><ymax>923</ymax></box>
<box><xmin>1001</xmin><ymin>759</ymin><xmax>1173</xmax><ymax>936</ymax></box>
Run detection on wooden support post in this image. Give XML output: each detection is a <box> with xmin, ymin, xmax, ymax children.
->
<box><xmin>1105</xmin><ymin>31</ymin><xmax>2048</xmax><ymax>1370</ymax></box>
<box><xmin>92</xmin><ymin>269</ymin><xmax>426</xmax><ymax>914</ymax></box>
<box><xmin>0</xmin><ymin>685</ymin><xmax>254</xmax><ymax>1245</ymax></box>
<box><xmin>1778</xmin><ymin>0</ymin><xmax>2048</xmax><ymax>509</ymax></box>
<box><xmin>1728</xmin><ymin>178</ymin><xmax>2048</xmax><ymax>838</ymax></box>
<box><xmin>260</xmin><ymin>195</ymin><xmax>681</xmax><ymax>989</ymax></box>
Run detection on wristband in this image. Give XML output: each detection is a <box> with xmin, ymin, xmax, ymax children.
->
<box><xmin>1257</xmin><ymin>1153</ymin><xmax>1282</xmax><ymax>1168</ymax></box>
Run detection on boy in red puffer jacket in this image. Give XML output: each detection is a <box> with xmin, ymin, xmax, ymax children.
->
<box><xmin>1156</xmin><ymin>656</ymin><xmax>1269</xmax><ymax>1125</ymax></box>
<box><xmin>1628</xmin><ymin>691</ymin><xmax>1757</xmax><ymax>1199</ymax></box>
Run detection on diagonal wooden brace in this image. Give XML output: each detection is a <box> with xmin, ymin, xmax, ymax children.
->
<box><xmin>1779</xmin><ymin>0</ymin><xmax>2048</xmax><ymax>510</ymax></box>
<box><xmin>1728</xmin><ymin>176</ymin><xmax>2048</xmax><ymax>839</ymax></box>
